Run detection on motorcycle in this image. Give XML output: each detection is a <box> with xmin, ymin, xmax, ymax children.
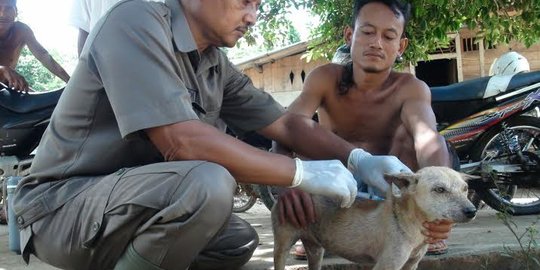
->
<box><xmin>0</xmin><ymin>86</ymin><xmax>64</xmax><ymax>223</ymax></box>
<box><xmin>433</xmin><ymin>70</ymin><xmax>540</xmax><ymax>215</ymax></box>
<box><xmin>254</xmin><ymin>70</ymin><xmax>540</xmax><ymax>215</ymax></box>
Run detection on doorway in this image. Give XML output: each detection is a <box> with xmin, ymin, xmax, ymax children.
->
<box><xmin>415</xmin><ymin>59</ymin><xmax>458</xmax><ymax>87</ymax></box>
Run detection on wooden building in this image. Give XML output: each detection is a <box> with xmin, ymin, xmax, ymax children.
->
<box><xmin>234</xmin><ymin>30</ymin><xmax>540</xmax><ymax>106</ymax></box>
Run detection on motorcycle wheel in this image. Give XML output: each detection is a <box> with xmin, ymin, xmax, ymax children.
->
<box><xmin>256</xmin><ymin>184</ymin><xmax>283</xmax><ymax>211</ymax></box>
<box><xmin>470</xmin><ymin>116</ymin><xmax>540</xmax><ymax>215</ymax></box>
<box><xmin>233</xmin><ymin>184</ymin><xmax>257</xmax><ymax>213</ymax></box>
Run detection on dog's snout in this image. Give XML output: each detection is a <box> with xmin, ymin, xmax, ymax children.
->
<box><xmin>463</xmin><ymin>207</ymin><xmax>477</xmax><ymax>219</ymax></box>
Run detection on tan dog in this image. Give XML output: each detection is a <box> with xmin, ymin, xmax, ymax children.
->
<box><xmin>272</xmin><ymin>166</ymin><xmax>477</xmax><ymax>270</ymax></box>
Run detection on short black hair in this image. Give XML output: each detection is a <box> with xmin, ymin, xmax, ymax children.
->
<box><xmin>351</xmin><ymin>0</ymin><xmax>411</xmax><ymax>36</ymax></box>
<box><xmin>338</xmin><ymin>0</ymin><xmax>412</xmax><ymax>96</ymax></box>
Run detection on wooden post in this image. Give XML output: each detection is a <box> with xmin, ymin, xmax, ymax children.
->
<box><xmin>454</xmin><ymin>33</ymin><xmax>464</xmax><ymax>82</ymax></box>
<box><xmin>479</xmin><ymin>38</ymin><xmax>486</xmax><ymax>76</ymax></box>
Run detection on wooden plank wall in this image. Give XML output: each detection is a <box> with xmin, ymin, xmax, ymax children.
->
<box><xmin>458</xmin><ymin>28</ymin><xmax>540</xmax><ymax>80</ymax></box>
<box><xmin>241</xmin><ymin>53</ymin><xmax>327</xmax><ymax>94</ymax></box>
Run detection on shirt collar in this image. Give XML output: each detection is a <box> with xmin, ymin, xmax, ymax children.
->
<box><xmin>167</xmin><ymin>0</ymin><xmax>197</xmax><ymax>53</ymax></box>
<box><xmin>167</xmin><ymin>0</ymin><xmax>219</xmax><ymax>70</ymax></box>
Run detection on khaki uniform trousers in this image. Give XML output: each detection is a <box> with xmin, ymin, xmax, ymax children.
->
<box><xmin>27</xmin><ymin>161</ymin><xmax>259</xmax><ymax>270</ymax></box>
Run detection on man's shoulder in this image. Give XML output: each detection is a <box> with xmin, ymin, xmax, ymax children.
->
<box><xmin>390</xmin><ymin>71</ymin><xmax>431</xmax><ymax>100</ymax></box>
<box><xmin>13</xmin><ymin>22</ymin><xmax>31</xmax><ymax>33</ymax></box>
<box><xmin>11</xmin><ymin>22</ymin><xmax>33</xmax><ymax>40</ymax></box>
<box><xmin>310</xmin><ymin>63</ymin><xmax>343</xmax><ymax>80</ymax></box>
<box><xmin>392</xmin><ymin>71</ymin><xmax>428</xmax><ymax>88</ymax></box>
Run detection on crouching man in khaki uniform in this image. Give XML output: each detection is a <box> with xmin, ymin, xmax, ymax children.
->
<box><xmin>13</xmin><ymin>0</ymin><xmax>411</xmax><ymax>269</ymax></box>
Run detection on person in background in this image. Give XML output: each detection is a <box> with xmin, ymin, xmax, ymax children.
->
<box><xmin>0</xmin><ymin>0</ymin><xmax>70</xmax><ymax>92</ymax></box>
<box><xmin>275</xmin><ymin>0</ymin><xmax>454</xmax><ymax>258</ymax></box>
<box><xmin>12</xmin><ymin>0</ymin><xmax>412</xmax><ymax>269</ymax></box>
<box><xmin>69</xmin><ymin>0</ymin><xmax>124</xmax><ymax>56</ymax></box>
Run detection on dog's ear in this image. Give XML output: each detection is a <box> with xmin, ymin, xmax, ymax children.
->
<box><xmin>383</xmin><ymin>172</ymin><xmax>416</xmax><ymax>189</ymax></box>
<box><xmin>459</xmin><ymin>173</ymin><xmax>482</xmax><ymax>182</ymax></box>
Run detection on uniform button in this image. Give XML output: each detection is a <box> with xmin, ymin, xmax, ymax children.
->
<box><xmin>91</xmin><ymin>222</ymin><xmax>100</xmax><ymax>232</ymax></box>
<box><xmin>17</xmin><ymin>216</ymin><xmax>24</xmax><ymax>225</ymax></box>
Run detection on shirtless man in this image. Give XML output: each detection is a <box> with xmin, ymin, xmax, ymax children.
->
<box><xmin>276</xmin><ymin>0</ymin><xmax>454</xmax><ymax>257</ymax></box>
<box><xmin>0</xmin><ymin>0</ymin><xmax>70</xmax><ymax>91</ymax></box>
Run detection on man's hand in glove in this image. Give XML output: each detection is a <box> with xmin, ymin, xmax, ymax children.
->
<box><xmin>347</xmin><ymin>148</ymin><xmax>412</xmax><ymax>195</ymax></box>
<box><xmin>290</xmin><ymin>158</ymin><xmax>357</xmax><ymax>208</ymax></box>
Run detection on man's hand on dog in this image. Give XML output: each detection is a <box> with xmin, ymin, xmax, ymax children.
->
<box><xmin>277</xmin><ymin>189</ymin><xmax>315</xmax><ymax>228</ymax></box>
<box><xmin>422</xmin><ymin>219</ymin><xmax>453</xmax><ymax>243</ymax></box>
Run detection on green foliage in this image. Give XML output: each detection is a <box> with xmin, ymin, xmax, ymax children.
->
<box><xmin>496</xmin><ymin>210</ymin><xmax>540</xmax><ymax>269</ymax></box>
<box><xmin>247</xmin><ymin>0</ymin><xmax>304</xmax><ymax>50</ymax></box>
<box><xmin>253</xmin><ymin>0</ymin><xmax>540</xmax><ymax>64</ymax></box>
<box><xmin>15</xmin><ymin>47</ymin><xmax>66</xmax><ymax>91</ymax></box>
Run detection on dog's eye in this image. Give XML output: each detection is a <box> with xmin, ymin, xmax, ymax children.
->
<box><xmin>433</xmin><ymin>187</ymin><xmax>446</xmax><ymax>193</ymax></box>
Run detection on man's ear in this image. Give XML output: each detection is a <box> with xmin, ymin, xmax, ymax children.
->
<box><xmin>344</xmin><ymin>26</ymin><xmax>353</xmax><ymax>47</ymax></box>
<box><xmin>398</xmin><ymin>37</ymin><xmax>408</xmax><ymax>57</ymax></box>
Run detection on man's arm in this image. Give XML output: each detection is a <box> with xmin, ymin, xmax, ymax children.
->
<box><xmin>23</xmin><ymin>25</ymin><xmax>70</xmax><ymax>83</ymax></box>
<box><xmin>400</xmin><ymin>77</ymin><xmax>451</xmax><ymax>168</ymax></box>
<box><xmin>146</xmin><ymin>119</ymin><xmax>297</xmax><ymax>186</ymax></box>
<box><xmin>272</xmin><ymin>64</ymin><xmax>337</xmax><ymax>156</ymax></box>
<box><xmin>265</xmin><ymin>65</ymin><xmax>354</xmax><ymax>227</ymax></box>
<box><xmin>146</xmin><ymin>118</ymin><xmax>359</xmax><ymax>208</ymax></box>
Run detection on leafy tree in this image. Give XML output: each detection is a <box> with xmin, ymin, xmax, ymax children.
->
<box><xmin>228</xmin><ymin>14</ymin><xmax>301</xmax><ymax>61</ymax></box>
<box><xmin>15</xmin><ymin>47</ymin><xmax>68</xmax><ymax>91</ymax></box>
<box><xmin>249</xmin><ymin>0</ymin><xmax>540</xmax><ymax>64</ymax></box>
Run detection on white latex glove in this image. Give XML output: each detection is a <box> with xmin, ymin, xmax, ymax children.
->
<box><xmin>347</xmin><ymin>148</ymin><xmax>412</xmax><ymax>195</ymax></box>
<box><xmin>290</xmin><ymin>158</ymin><xmax>358</xmax><ymax>208</ymax></box>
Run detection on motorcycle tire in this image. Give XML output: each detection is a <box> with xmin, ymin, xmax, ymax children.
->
<box><xmin>470</xmin><ymin>115</ymin><xmax>540</xmax><ymax>215</ymax></box>
<box><xmin>256</xmin><ymin>184</ymin><xmax>283</xmax><ymax>211</ymax></box>
<box><xmin>233</xmin><ymin>184</ymin><xmax>258</xmax><ymax>213</ymax></box>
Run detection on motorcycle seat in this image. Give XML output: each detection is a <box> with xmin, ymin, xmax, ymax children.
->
<box><xmin>431</xmin><ymin>77</ymin><xmax>489</xmax><ymax>102</ymax></box>
<box><xmin>507</xmin><ymin>70</ymin><xmax>540</xmax><ymax>90</ymax></box>
<box><xmin>0</xmin><ymin>88</ymin><xmax>63</xmax><ymax>113</ymax></box>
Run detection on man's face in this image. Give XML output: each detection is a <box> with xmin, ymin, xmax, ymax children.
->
<box><xmin>348</xmin><ymin>2</ymin><xmax>407</xmax><ymax>73</ymax></box>
<box><xmin>192</xmin><ymin>0</ymin><xmax>260</xmax><ymax>48</ymax></box>
<box><xmin>0</xmin><ymin>0</ymin><xmax>16</xmax><ymax>28</ymax></box>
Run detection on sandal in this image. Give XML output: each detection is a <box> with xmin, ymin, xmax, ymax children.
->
<box><xmin>290</xmin><ymin>245</ymin><xmax>307</xmax><ymax>260</ymax></box>
<box><xmin>426</xmin><ymin>240</ymin><xmax>448</xmax><ymax>255</ymax></box>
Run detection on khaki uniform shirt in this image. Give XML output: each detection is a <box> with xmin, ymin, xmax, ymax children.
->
<box><xmin>13</xmin><ymin>0</ymin><xmax>284</xmax><ymax>227</ymax></box>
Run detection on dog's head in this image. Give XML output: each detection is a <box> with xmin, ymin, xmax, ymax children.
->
<box><xmin>384</xmin><ymin>166</ymin><xmax>477</xmax><ymax>223</ymax></box>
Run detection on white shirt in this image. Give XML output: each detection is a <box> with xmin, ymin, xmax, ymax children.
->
<box><xmin>69</xmin><ymin>0</ymin><xmax>124</xmax><ymax>33</ymax></box>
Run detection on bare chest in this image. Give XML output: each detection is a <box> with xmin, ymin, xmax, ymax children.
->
<box><xmin>0</xmin><ymin>33</ymin><xmax>25</xmax><ymax>68</ymax></box>
<box><xmin>319</xmin><ymin>88</ymin><xmax>403</xmax><ymax>154</ymax></box>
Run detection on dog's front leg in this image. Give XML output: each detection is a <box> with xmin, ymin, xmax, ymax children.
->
<box><xmin>302</xmin><ymin>239</ymin><xmax>324</xmax><ymax>270</ymax></box>
<box><xmin>372</xmin><ymin>246</ymin><xmax>412</xmax><ymax>270</ymax></box>
<box><xmin>273</xmin><ymin>228</ymin><xmax>299</xmax><ymax>270</ymax></box>
<box><xmin>400</xmin><ymin>245</ymin><xmax>427</xmax><ymax>270</ymax></box>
